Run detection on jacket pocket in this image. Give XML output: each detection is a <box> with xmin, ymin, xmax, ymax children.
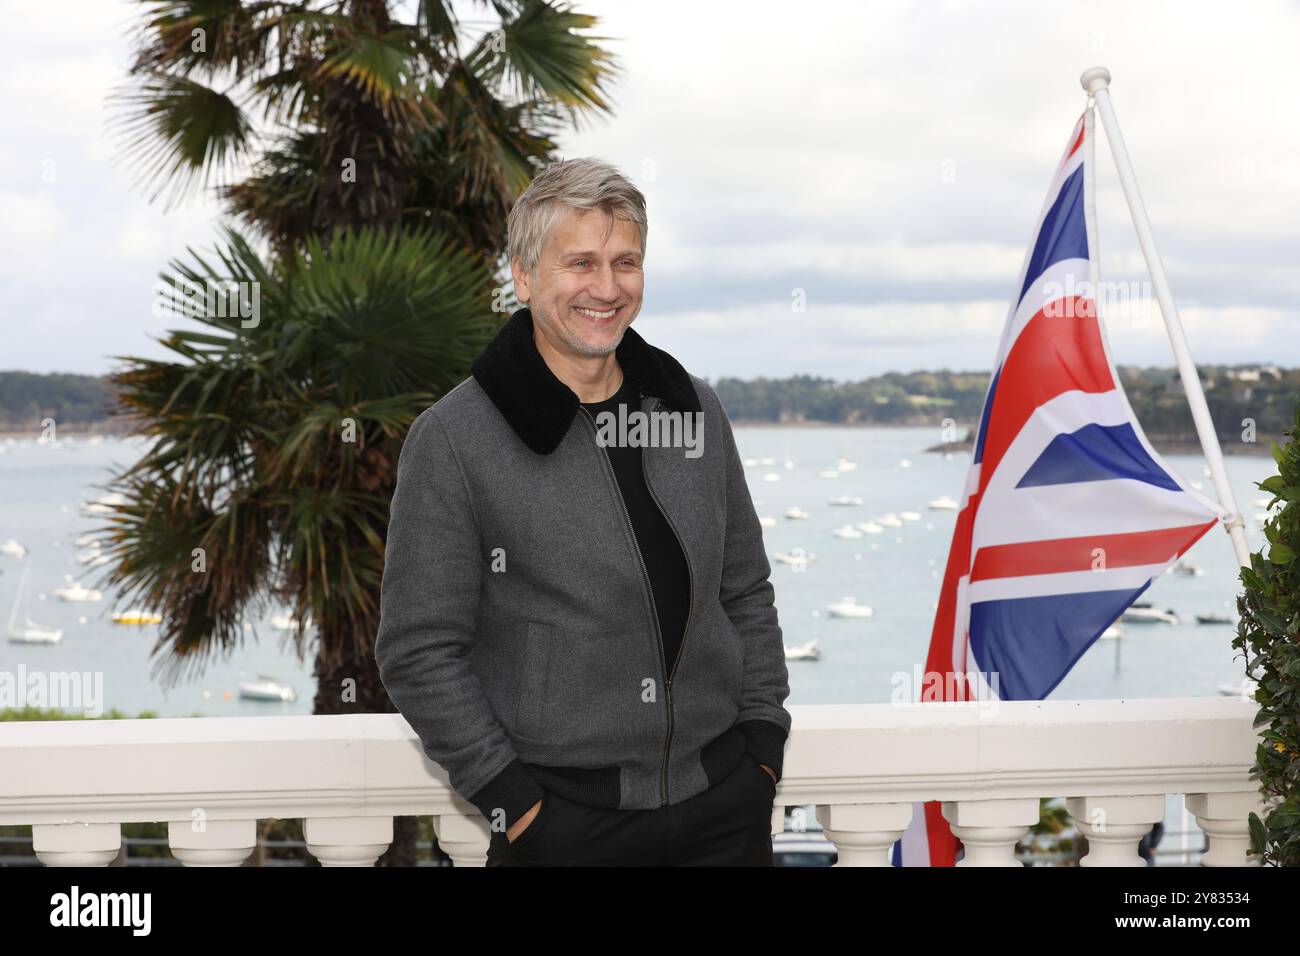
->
<box><xmin>514</xmin><ymin>620</ymin><xmax>554</xmax><ymax>736</ymax></box>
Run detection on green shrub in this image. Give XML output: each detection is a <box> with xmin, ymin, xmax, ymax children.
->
<box><xmin>1234</xmin><ymin>405</ymin><xmax>1300</xmax><ymax>866</ymax></box>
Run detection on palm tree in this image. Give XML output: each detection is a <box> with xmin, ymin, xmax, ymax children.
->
<box><xmin>100</xmin><ymin>0</ymin><xmax>621</xmax><ymax>864</ymax></box>
<box><xmin>112</xmin><ymin>0</ymin><xmax>619</xmax><ymax>256</ymax></box>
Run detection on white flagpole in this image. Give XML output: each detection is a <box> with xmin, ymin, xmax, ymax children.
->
<box><xmin>1079</xmin><ymin>66</ymin><xmax>1251</xmax><ymax>569</ymax></box>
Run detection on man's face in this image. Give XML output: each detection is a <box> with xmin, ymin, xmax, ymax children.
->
<box><xmin>512</xmin><ymin>207</ymin><xmax>644</xmax><ymax>358</ymax></box>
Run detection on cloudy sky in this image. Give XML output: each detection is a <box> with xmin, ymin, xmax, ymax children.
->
<box><xmin>3</xmin><ymin>0</ymin><xmax>1297</xmax><ymax>382</ymax></box>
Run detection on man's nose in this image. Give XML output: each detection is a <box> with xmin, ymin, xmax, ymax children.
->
<box><xmin>589</xmin><ymin>262</ymin><xmax>620</xmax><ymax>301</ymax></box>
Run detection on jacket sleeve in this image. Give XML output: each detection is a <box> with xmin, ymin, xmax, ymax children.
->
<box><xmin>374</xmin><ymin>408</ymin><xmax>544</xmax><ymax>832</ymax></box>
<box><xmin>713</xmin><ymin>389</ymin><xmax>793</xmax><ymax>782</ymax></box>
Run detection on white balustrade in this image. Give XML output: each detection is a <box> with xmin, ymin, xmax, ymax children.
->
<box><xmin>0</xmin><ymin>698</ymin><xmax>1267</xmax><ymax>867</ymax></box>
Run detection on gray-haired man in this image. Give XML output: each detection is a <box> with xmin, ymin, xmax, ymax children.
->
<box><xmin>375</xmin><ymin>157</ymin><xmax>791</xmax><ymax>866</ymax></box>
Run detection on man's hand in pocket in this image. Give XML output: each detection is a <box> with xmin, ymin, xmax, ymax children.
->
<box><xmin>506</xmin><ymin>799</ymin><xmax>542</xmax><ymax>843</ymax></box>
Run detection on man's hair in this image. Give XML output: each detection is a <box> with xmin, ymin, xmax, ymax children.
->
<box><xmin>507</xmin><ymin>157</ymin><xmax>647</xmax><ymax>277</ymax></box>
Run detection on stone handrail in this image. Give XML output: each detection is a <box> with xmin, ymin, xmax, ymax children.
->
<box><xmin>0</xmin><ymin>697</ymin><xmax>1267</xmax><ymax>866</ymax></box>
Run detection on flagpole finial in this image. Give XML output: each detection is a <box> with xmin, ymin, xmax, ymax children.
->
<box><xmin>1080</xmin><ymin>67</ymin><xmax>1111</xmax><ymax>94</ymax></box>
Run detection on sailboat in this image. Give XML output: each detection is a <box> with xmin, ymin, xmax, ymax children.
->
<box><xmin>7</xmin><ymin>562</ymin><xmax>64</xmax><ymax>644</ymax></box>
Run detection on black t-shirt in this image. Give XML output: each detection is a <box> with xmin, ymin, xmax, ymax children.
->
<box><xmin>580</xmin><ymin>374</ymin><xmax>692</xmax><ymax>683</ymax></box>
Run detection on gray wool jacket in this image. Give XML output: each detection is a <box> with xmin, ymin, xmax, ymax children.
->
<box><xmin>374</xmin><ymin>306</ymin><xmax>792</xmax><ymax>832</ymax></box>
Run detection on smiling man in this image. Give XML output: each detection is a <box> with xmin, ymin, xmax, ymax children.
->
<box><xmin>374</xmin><ymin>157</ymin><xmax>792</xmax><ymax>866</ymax></box>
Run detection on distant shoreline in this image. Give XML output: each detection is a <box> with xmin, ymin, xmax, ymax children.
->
<box><xmin>729</xmin><ymin>420</ymin><xmax>1280</xmax><ymax>456</ymax></box>
<box><xmin>0</xmin><ymin>419</ymin><xmax>1281</xmax><ymax>457</ymax></box>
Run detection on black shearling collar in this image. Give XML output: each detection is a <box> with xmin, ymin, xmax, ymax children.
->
<box><xmin>470</xmin><ymin>306</ymin><xmax>701</xmax><ymax>456</ymax></box>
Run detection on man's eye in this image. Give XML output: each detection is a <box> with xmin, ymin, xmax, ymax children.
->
<box><xmin>574</xmin><ymin>259</ymin><xmax>589</xmax><ymax>267</ymax></box>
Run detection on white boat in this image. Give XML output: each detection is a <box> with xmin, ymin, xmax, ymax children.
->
<box><xmin>835</xmin><ymin>457</ymin><xmax>858</xmax><ymax>472</ymax></box>
<box><xmin>1099</xmin><ymin>624</ymin><xmax>1124</xmax><ymax>640</ymax></box>
<box><xmin>6</xmin><ymin>563</ymin><xmax>64</xmax><ymax>644</ymax></box>
<box><xmin>1168</xmin><ymin>559</ymin><xmax>1203</xmax><ymax>577</ymax></box>
<box><xmin>928</xmin><ymin>495</ymin><xmax>959</xmax><ymax>510</ymax></box>
<box><xmin>758</xmin><ymin>516</ymin><xmax>776</xmax><ymax>528</ymax></box>
<box><xmin>762</xmin><ymin>472</ymin><xmax>781</xmax><ymax>482</ymax></box>
<box><xmin>1120</xmin><ymin>602</ymin><xmax>1179</xmax><ymax>625</ymax></box>
<box><xmin>899</xmin><ymin>511</ymin><xmax>921</xmax><ymax>522</ymax></box>
<box><xmin>79</xmin><ymin>492</ymin><xmax>129</xmax><ymax>515</ymax></box>
<box><xmin>898</xmin><ymin>459</ymin><xmax>912</xmax><ymax>468</ymax></box>
<box><xmin>784</xmin><ymin>640</ymin><xmax>821</xmax><ymax>661</ymax></box>
<box><xmin>112</xmin><ymin>608</ymin><xmax>162</xmax><ymax>625</ymax></box>
<box><xmin>74</xmin><ymin>534</ymin><xmax>101</xmax><ymax>548</ymax></box>
<box><xmin>0</xmin><ymin>539</ymin><xmax>28</xmax><ymax>558</ymax></box>
<box><xmin>784</xmin><ymin>506</ymin><xmax>810</xmax><ymax>520</ymax></box>
<box><xmin>743</xmin><ymin>458</ymin><xmax>759</xmax><ymax>468</ymax></box>
<box><xmin>832</xmin><ymin>525</ymin><xmax>863</xmax><ymax>539</ymax></box>
<box><xmin>854</xmin><ymin>521</ymin><xmax>884</xmax><ymax>534</ymax></box>
<box><xmin>876</xmin><ymin>513</ymin><xmax>904</xmax><ymax>528</ymax></box>
<box><xmin>53</xmin><ymin>581</ymin><xmax>103</xmax><ymax>603</ymax></box>
<box><xmin>826</xmin><ymin>596</ymin><xmax>874</xmax><ymax>619</ymax></box>
<box><xmin>772</xmin><ymin>551</ymin><xmax>815</xmax><ymax>568</ymax></box>
<box><xmin>827</xmin><ymin>495</ymin><xmax>863</xmax><ymax>506</ymax></box>
<box><xmin>816</xmin><ymin>469</ymin><xmax>840</xmax><ymax>478</ymax></box>
<box><xmin>238</xmin><ymin>674</ymin><xmax>298</xmax><ymax>702</ymax></box>
<box><xmin>271</xmin><ymin>613</ymin><xmax>314</xmax><ymax>631</ymax></box>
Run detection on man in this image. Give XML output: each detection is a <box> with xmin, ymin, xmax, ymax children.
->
<box><xmin>374</xmin><ymin>156</ymin><xmax>791</xmax><ymax>866</ymax></box>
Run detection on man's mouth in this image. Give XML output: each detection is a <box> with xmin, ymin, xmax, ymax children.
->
<box><xmin>574</xmin><ymin>306</ymin><xmax>620</xmax><ymax>322</ymax></box>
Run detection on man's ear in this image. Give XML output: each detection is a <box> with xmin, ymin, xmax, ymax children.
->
<box><xmin>510</xmin><ymin>257</ymin><xmax>532</xmax><ymax>303</ymax></box>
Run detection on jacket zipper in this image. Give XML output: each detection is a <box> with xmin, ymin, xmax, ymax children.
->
<box><xmin>582</xmin><ymin>395</ymin><xmax>696</xmax><ymax>806</ymax></box>
<box><xmin>640</xmin><ymin>399</ymin><xmax>695</xmax><ymax>803</ymax></box>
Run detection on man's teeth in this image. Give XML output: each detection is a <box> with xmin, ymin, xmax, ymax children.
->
<box><xmin>576</xmin><ymin>307</ymin><xmax>617</xmax><ymax>319</ymax></box>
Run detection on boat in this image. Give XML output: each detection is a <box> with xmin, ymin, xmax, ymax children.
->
<box><xmin>827</xmin><ymin>495</ymin><xmax>863</xmax><ymax>506</ymax></box>
<box><xmin>826</xmin><ymin>596</ymin><xmax>874</xmax><ymax>619</ymax></box>
<box><xmin>784</xmin><ymin>506</ymin><xmax>810</xmax><ymax>520</ymax></box>
<box><xmin>53</xmin><ymin>581</ymin><xmax>102</xmax><ymax>603</ymax></box>
<box><xmin>79</xmin><ymin>492</ymin><xmax>129</xmax><ymax>516</ymax></box>
<box><xmin>928</xmin><ymin>495</ymin><xmax>959</xmax><ymax>510</ymax></box>
<box><xmin>1169</xmin><ymin>559</ymin><xmax>1204</xmax><ymax>577</ymax></box>
<box><xmin>238</xmin><ymin>674</ymin><xmax>298</xmax><ymax>702</ymax></box>
<box><xmin>762</xmin><ymin>472</ymin><xmax>781</xmax><ymax>482</ymax></box>
<box><xmin>784</xmin><ymin>640</ymin><xmax>821</xmax><ymax>661</ymax></box>
<box><xmin>1120</xmin><ymin>602</ymin><xmax>1179</xmax><ymax>624</ymax></box>
<box><xmin>854</xmin><ymin>521</ymin><xmax>884</xmax><ymax>534</ymax></box>
<box><xmin>74</xmin><ymin>533</ymin><xmax>101</xmax><ymax>548</ymax></box>
<box><xmin>270</xmin><ymin>613</ymin><xmax>314</xmax><ymax>631</ymax></box>
<box><xmin>899</xmin><ymin>511</ymin><xmax>921</xmax><ymax>522</ymax></box>
<box><xmin>0</xmin><ymin>539</ymin><xmax>28</xmax><ymax>558</ymax></box>
<box><xmin>758</xmin><ymin>516</ymin><xmax>776</xmax><ymax>528</ymax></box>
<box><xmin>816</xmin><ymin>469</ymin><xmax>841</xmax><ymax>478</ymax></box>
<box><xmin>876</xmin><ymin>513</ymin><xmax>903</xmax><ymax>528</ymax></box>
<box><xmin>898</xmin><ymin>459</ymin><xmax>912</xmax><ymax>469</ymax></box>
<box><xmin>6</xmin><ymin>563</ymin><xmax>64</xmax><ymax>644</ymax></box>
<box><xmin>743</xmin><ymin>458</ymin><xmax>759</xmax><ymax>468</ymax></box>
<box><xmin>1217</xmin><ymin>677</ymin><xmax>1257</xmax><ymax>700</ymax></box>
<box><xmin>772</xmin><ymin>551</ymin><xmax>815</xmax><ymax>568</ymax></box>
<box><xmin>835</xmin><ymin>458</ymin><xmax>858</xmax><ymax>472</ymax></box>
<box><xmin>1099</xmin><ymin>624</ymin><xmax>1124</xmax><ymax>640</ymax></box>
<box><xmin>112</xmin><ymin>608</ymin><xmax>162</xmax><ymax>625</ymax></box>
<box><xmin>1196</xmin><ymin>612</ymin><xmax>1235</xmax><ymax>625</ymax></box>
<box><xmin>831</xmin><ymin>525</ymin><xmax>863</xmax><ymax>539</ymax></box>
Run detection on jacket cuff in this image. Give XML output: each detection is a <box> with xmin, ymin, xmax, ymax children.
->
<box><xmin>466</xmin><ymin>756</ymin><xmax>546</xmax><ymax>832</ymax></box>
<box><xmin>735</xmin><ymin>718</ymin><xmax>789</xmax><ymax>783</ymax></box>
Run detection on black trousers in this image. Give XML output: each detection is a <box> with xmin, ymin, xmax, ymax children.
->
<box><xmin>485</xmin><ymin>751</ymin><xmax>777</xmax><ymax>866</ymax></box>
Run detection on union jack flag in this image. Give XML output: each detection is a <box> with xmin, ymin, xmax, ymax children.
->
<box><xmin>893</xmin><ymin>110</ymin><xmax>1227</xmax><ymax>866</ymax></box>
